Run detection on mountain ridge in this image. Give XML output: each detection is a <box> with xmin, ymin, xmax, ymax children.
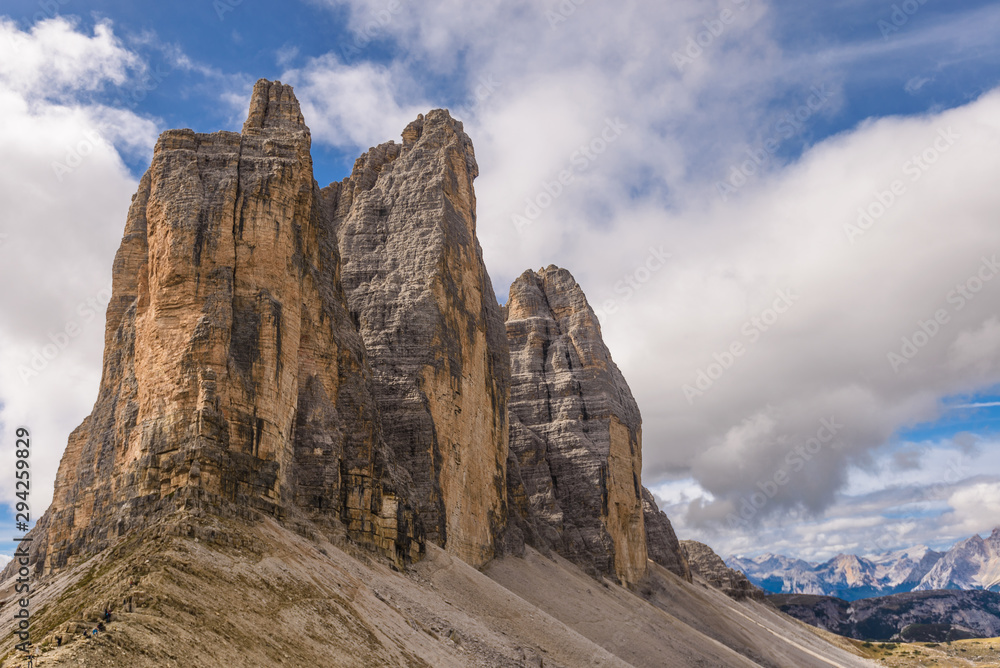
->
<box><xmin>770</xmin><ymin>589</ymin><xmax>1000</xmax><ymax>642</ymax></box>
<box><xmin>729</xmin><ymin>527</ymin><xmax>1000</xmax><ymax>600</ymax></box>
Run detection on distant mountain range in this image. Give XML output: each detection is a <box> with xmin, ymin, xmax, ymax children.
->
<box><xmin>729</xmin><ymin>527</ymin><xmax>1000</xmax><ymax>601</ymax></box>
<box><xmin>769</xmin><ymin>590</ymin><xmax>1000</xmax><ymax>642</ymax></box>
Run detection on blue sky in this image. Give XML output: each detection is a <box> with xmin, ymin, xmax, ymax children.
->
<box><xmin>2</xmin><ymin>0</ymin><xmax>1000</xmax><ymax>565</ymax></box>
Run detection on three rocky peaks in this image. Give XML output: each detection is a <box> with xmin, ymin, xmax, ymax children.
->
<box><xmin>20</xmin><ymin>80</ymin><xmax>688</xmax><ymax>587</ymax></box>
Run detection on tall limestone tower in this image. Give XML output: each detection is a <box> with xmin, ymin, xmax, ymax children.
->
<box><xmin>29</xmin><ymin>81</ymin><xmax>431</xmax><ymax>572</ymax></box>
<box><xmin>504</xmin><ymin>266</ymin><xmax>686</xmax><ymax>586</ymax></box>
<box><xmin>329</xmin><ymin>111</ymin><xmax>511</xmax><ymax>567</ymax></box>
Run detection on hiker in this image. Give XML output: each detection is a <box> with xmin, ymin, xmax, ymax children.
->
<box><xmin>104</xmin><ymin>606</ymin><xmax>111</xmax><ymax>622</ymax></box>
<box><xmin>92</xmin><ymin>627</ymin><xmax>98</xmax><ymax>637</ymax></box>
<box><xmin>98</xmin><ymin>622</ymin><xmax>106</xmax><ymax>632</ymax></box>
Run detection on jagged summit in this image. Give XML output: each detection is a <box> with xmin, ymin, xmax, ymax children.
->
<box><xmin>16</xmin><ymin>79</ymin><xmax>425</xmax><ymax>575</ymax></box>
<box><xmin>242</xmin><ymin>79</ymin><xmax>306</xmax><ymax>133</ymax></box>
<box><xmin>328</xmin><ymin>100</ymin><xmax>508</xmax><ymax>568</ymax></box>
<box><xmin>504</xmin><ymin>265</ymin><xmax>653</xmax><ymax>585</ymax></box>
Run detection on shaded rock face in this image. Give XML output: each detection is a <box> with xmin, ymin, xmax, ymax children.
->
<box><xmin>503</xmin><ymin>266</ymin><xmax>647</xmax><ymax>586</ymax></box>
<box><xmin>681</xmin><ymin>540</ymin><xmax>764</xmax><ymax>601</ymax></box>
<box><xmin>27</xmin><ymin>80</ymin><xmax>423</xmax><ymax>573</ymax></box>
<box><xmin>642</xmin><ymin>488</ymin><xmax>691</xmax><ymax>581</ymax></box>
<box><xmin>328</xmin><ymin>110</ymin><xmax>511</xmax><ymax>568</ymax></box>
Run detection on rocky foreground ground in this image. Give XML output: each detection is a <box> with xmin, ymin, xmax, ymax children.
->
<box><xmin>1</xmin><ymin>512</ymin><xmax>878</xmax><ymax>667</ymax></box>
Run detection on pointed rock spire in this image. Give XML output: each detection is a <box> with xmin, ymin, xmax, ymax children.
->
<box><xmin>504</xmin><ymin>265</ymin><xmax>649</xmax><ymax>586</ymax></box>
<box><xmin>242</xmin><ymin>79</ymin><xmax>306</xmax><ymax>134</ymax></box>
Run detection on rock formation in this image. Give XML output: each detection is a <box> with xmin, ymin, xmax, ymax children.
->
<box><xmin>681</xmin><ymin>540</ymin><xmax>764</xmax><ymax>601</ymax></box>
<box><xmin>642</xmin><ymin>487</ymin><xmax>692</xmax><ymax>581</ymax></box>
<box><xmin>12</xmin><ymin>81</ymin><xmax>692</xmax><ymax>590</ymax></box>
<box><xmin>23</xmin><ymin>80</ymin><xmax>423</xmax><ymax>574</ymax></box>
<box><xmin>503</xmin><ymin>266</ymin><xmax>648</xmax><ymax>586</ymax></box>
<box><xmin>327</xmin><ymin>110</ymin><xmax>511</xmax><ymax>568</ymax></box>
<box><xmin>915</xmin><ymin>528</ymin><xmax>1000</xmax><ymax>592</ymax></box>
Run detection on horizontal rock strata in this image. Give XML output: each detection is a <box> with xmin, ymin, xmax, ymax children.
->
<box><xmin>504</xmin><ymin>266</ymin><xmax>648</xmax><ymax>586</ymax></box>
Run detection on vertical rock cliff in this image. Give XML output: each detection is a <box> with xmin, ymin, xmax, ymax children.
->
<box><xmin>642</xmin><ymin>487</ymin><xmax>692</xmax><ymax>581</ymax></box>
<box><xmin>504</xmin><ymin>266</ymin><xmax>648</xmax><ymax>586</ymax></box>
<box><xmin>327</xmin><ymin>111</ymin><xmax>510</xmax><ymax>567</ymax></box>
<box><xmin>29</xmin><ymin>80</ymin><xmax>422</xmax><ymax>573</ymax></box>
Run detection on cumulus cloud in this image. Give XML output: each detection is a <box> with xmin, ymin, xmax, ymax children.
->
<box><xmin>281</xmin><ymin>55</ymin><xmax>431</xmax><ymax>149</ymax></box>
<box><xmin>0</xmin><ymin>17</ymin><xmax>142</xmax><ymax>99</ymax></box>
<box><xmin>944</xmin><ymin>482</ymin><xmax>1000</xmax><ymax>537</ymax></box>
<box><xmin>658</xmin><ymin>435</ymin><xmax>1000</xmax><ymax>560</ymax></box>
<box><xmin>0</xmin><ymin>18</ymin><xmax>152</xmax><ymax>512</ymax></box>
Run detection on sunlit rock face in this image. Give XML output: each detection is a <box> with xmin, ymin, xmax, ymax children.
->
<box><xmin>29</xmin><ymin>80</ymin><xmax>423</xmax><ymax>574</ymax></box>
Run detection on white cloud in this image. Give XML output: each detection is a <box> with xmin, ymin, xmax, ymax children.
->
<box><xmin>945</xmin><ymin>482</ymin><xmax>1000</xmax><ymax>537</ymax></box>
<box><xmin>660</xmin><ymin>436</ymin><xmax>1000</xmax><ymax>560</ymax></box>
<box><xmin>0</xmin><ymin>18</ymin><xmax>151</xmax><ymax>513</ymax></box>
<box><xmin>0</xmin><ymin>18</ymin><xmax>142</xmax><ymax>99</ymax></box>
<box><xmin>281</xmin><ymin>55</ymin><xmax>431</xmax><ymax>149</ymax></box>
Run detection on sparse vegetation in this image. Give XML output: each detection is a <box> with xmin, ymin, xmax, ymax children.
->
<box><xmin>851</xmin><ymin>636</ymin><xmax>1000</xmax><ymax>666</ymax></box>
